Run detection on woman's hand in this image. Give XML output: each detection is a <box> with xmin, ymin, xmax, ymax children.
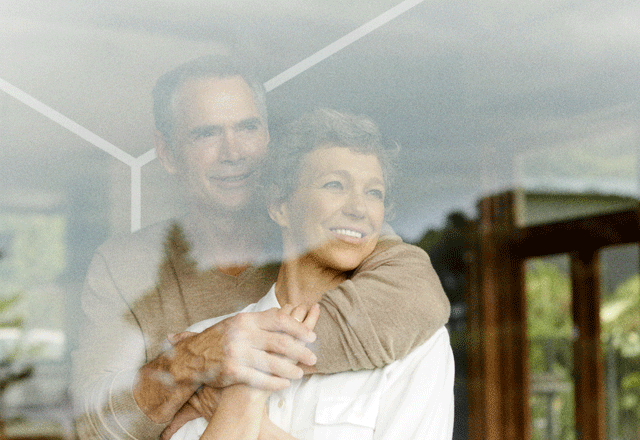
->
<box><xmin>280</xmin><ymin>303</ymin><xmax>320</xmax><ymax>334</ymax></box>
<box><xmin>254</xmin><ymin>303</ymin><xmax>319</xmax><ymax>440</ymax></box>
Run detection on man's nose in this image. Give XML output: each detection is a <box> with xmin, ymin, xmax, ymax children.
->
<box><xmin>218</xmin><ymin>128</ymin><xmax>242</xmax><ymax>163</ymax></box>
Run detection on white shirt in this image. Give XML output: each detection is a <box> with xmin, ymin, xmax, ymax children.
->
<box><xmin>172</xmin><ymin>286</ymin><xmax>455</xmax><ymax>440</ymax></box>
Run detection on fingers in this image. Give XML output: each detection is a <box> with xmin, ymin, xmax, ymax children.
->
<box><xmin>189</xmin><ymin>385</ymin><xmax>222</xmax><ymax>420</ymax></box>
<box><xmin>283</xmin><ymin>303</ymin><xmax>320</xmax><ymax>331</ymax></box>
<box><xmin>280</xmin><ymin>304</ymin><xmax>295</xmax><ymax>315</ymax></box>
<box><xmin>303</xmin><ymin>304</ymin><xmax>320</xmax><ymax>331</ymax></box>
<box><xmin>170</xmin><ymin>309</ymin><xmax>318</xmax><ymax>390</ymax></box>
<box><xmin>260</xmin><ymin>308</ymin><xmax>316</xmax><ymax>344</ymax></box>
<box><xmin>213</xmin><ymin>363</ymin><xmax>293</xmax><ymax>391</ymax></box>
<box><xmin>257</xmin><ymin>330</ymin><xmax>317</xmax><ymax>367</ymax></box>
<box><xmin>167</xmin><ymin>331</ymin><xmax>197</xmax><ymax>345</ymax></box>
<box><xmin>288</xmin><ymin>304</ymin><xmax>307</xmax><ymax>322</ymax></box>
<box><xmin>159</xmin><ymin>402</ymin><xmax>201</xmax><ymax>440</ymax></box>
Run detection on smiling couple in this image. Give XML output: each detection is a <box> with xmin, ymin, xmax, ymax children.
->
<box><xmin>73</xmin><ymin>55</ymin><xmax>452</xmax><ymax>440</ymax></box>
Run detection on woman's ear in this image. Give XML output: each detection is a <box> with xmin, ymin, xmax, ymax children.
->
<box><xmin>154</xmin><ymin>130</ymin><xmax>178</xmax><ymax>174</ymax></box>
<box><xmin>268</xmin><ymin>198</ymin><xmax>290</xmax><ymax>229</ymax></box>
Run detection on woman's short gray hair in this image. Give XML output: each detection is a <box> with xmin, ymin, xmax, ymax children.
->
<box><xmin>264</xmin><ymin>108</ymin><xmax>398</xmax><ymax>215</ymax></box>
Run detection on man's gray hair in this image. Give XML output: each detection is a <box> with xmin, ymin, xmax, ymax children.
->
<box><xmin>264</xmin><ymin>108</ymin><xmax>398</xmax><ymax>214</ymax></box>
<box><xmin>153</xmin><ymin>55</ymin><xmax>267</xmax><ymax>143</ymax></box>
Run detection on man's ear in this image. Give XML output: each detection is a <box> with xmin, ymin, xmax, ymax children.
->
<box><xmin>268</xmin><ymin>198</ymin><xmax>290</xmax><ymax>229</ymax></box>
<box><xmin>154</xmin><ymin>130</ymin><xmax>178</xmax><ymax>174</ymax></box>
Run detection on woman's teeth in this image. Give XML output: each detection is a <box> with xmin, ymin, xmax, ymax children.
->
<box><xmin>332</xmin><ymin>229</ymin><xmax>363</xmax><ymax>239</ymax></box>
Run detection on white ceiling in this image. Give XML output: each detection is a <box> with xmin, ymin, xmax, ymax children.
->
<box><xmin>1</xmin><ymin>0</ymin><xmax>639</xmax><ymax>238</ymax></box>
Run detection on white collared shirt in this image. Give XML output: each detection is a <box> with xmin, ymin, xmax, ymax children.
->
<box><xmin>173</xmin><ymin>286</ymin><xmax>454</xmax><ymax>440</ymax></box>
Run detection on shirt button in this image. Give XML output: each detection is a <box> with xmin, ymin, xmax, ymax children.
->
<box><xmin>278</xmin><ymin>399</ymin><xmax>285</xmax><ymax>408</ymax></box>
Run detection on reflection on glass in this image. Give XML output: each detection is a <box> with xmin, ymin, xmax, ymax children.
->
<box><xmin>526</xmin><ymin>255</ymin><xmax>575</xmax><ymax>440</ymax></box>
<box><xmin>0</xmin><ymin>212</ymin><xmax>69</xmax><ymax>434</ymax></box>
<box><xmin>600</xmin><ymin>244</ymin><xmax>640</xmax><ymax>440</ymax></box>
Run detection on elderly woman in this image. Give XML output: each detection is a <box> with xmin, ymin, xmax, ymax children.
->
<box><xmin>171</xmin><ymin>109</ymin><xmax>454</xmax><ymax>440</ymax></box>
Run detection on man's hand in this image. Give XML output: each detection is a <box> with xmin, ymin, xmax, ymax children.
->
<box><xmin>159</xmin><ymin>385</ymin><xmax>222</xmax><ymax>440</ymax></box>
<box><xmin>158</xmin><ymin>304</ymin><xmax>320</xmax><ymax>438</ymax></box>
<box><xmin>169</xmin><ymin>306</ymin><xmax>318</xmax><ymax>389</ymax></box>
<box><xmin>160</xmin><ymin>401</ymin><xmax>200</xmax><ymax>440</ymax></box>
<box><xmin>134</xmin><ymin>305</ymin><xmax>318</xmax><ymax>424</ymax></box>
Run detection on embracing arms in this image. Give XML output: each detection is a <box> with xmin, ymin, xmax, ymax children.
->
<box><xmin>73</xmin><ymin>233</ymin><xmax>449</xmax><ymax>439</ymax></box>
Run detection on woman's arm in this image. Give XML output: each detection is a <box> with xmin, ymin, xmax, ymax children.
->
<box><xmin>198</xmin><ymin>388</ymin><xmax>301</xmax><ymax>440</ymax></box>
<box><xmin>200</xmin><ymin>385</ymin><xmax>269</xmax><ymax>440</ymax></box>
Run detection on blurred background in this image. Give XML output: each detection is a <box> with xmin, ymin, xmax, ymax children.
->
<box><xmin>1</xmin><ymin>1</ymin><xmax>638</xmax><ymax>439</ymax></box>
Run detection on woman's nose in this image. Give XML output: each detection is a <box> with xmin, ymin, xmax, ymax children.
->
<box><xmin>342</xmin><ymin>191</ymin><xmax>366</xmax><ymax>218</ymax></box>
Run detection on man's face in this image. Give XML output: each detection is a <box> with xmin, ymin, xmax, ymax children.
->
<box><xmin>168</xmin><ymin>76</ymin><xmax>269</xmax><ymax>213</ymax></box>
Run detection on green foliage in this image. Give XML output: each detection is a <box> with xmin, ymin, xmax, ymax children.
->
<box><xmin>602</xmin><ymin>274</ymin><xmax>640</xmax><ymax>358</ymax></box>
<box><xmin>602</xmin><ymin>274</ymin><xmax>640</xmax><ymax>437</ymax></box>
<box><xmin>414</xmin><ymin>228</ymin><xmax>443</xmax><ymax>253</ymax></box>
<box><xmin>526</xmin><ymin>260</ymin><xmax>573</xmax><ymax>341</ymax></box>
<box><xmin>0</xmin><ymin>214</ymin><xmax>66</xmax><ymax>293</ymax></box>
<box><xmin>526</xmin><ymin>259</ymin><xmax>575</xmax><ymax>440</ymax></box>
<box><xmin>621</xmin><ymin>372</ymin><xmax>640</xmax><ymax>418</ymax></box>
<box><xmin>0</xmin><ymin>293</ymin><xmax>24</xmax><ymax>328</ymax></box>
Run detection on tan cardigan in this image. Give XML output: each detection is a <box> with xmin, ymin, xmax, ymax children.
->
<box><xmin>73</xmin><ymin>220</ymin><xmax>449</xmax><ymax>439</ymax></box>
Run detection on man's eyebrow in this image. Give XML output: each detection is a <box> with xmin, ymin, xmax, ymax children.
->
<box><xmin>236</xmin><ymin>117</ymin><xmax>263</xmax><ymax>128</ymax></box>
<box><xmin>188</xmin><ymin>118</ymin><xmax>264</xmax><ymax>138</ymax></box>
<box><xmin>189</xmin><ymin>125</ymin><xmax>222</xmax><ymax>137</ymax></box>
<box><xmin>369</xmin><ymin>176</ymin><xmax>385</xmax><ymax>186</ymax></box>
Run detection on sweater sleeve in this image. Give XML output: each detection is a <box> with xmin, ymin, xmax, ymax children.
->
<box><xmin>72</xmin><ymin>251</ymin><xmax>167</xmax><ymax>440</ymax></box>
<box><xmin>313</xmin><ymin>236</ymin><xmax>450</xmax><ymax>373</ymax></box>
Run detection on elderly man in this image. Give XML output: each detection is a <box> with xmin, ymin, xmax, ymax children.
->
<box><xmin>72</xmin><ymin>55</ymin><xmax>450</xmax><ymax>439</ymax></box>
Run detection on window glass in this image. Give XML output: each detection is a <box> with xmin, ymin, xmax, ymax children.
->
<box><xmin>1</xmin><ymin>1</ymin><xmax>638</xmax><ymax>438</ymax></box>
<box><xmin>526</xmin><ymin>255</ymin><xmax>575</xmax><ymax>440</ymax></box>
<box><xmin>601</xmin><ymin>244</ymin><xmax>640</xmax><ymax>440</ymax></box>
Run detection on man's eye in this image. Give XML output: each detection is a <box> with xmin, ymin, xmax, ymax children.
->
<box><xmin>239</xmin><ymin>123</ymin><xmax>258</xmax><ymax>131</ymax></box>
<box><xmin>322</xmin><ymin>181</ymin><xmax>343</xmax><ymax>190</ymax></box>
<box><xmin>368</xmin><ymin>189</ymin><xmax>385</xmax><ymax>200</ymax></box>
<box><xmin>193</xmin><ymin>128</ymin><xmax>222</xmax><ymax>140</ymax></box>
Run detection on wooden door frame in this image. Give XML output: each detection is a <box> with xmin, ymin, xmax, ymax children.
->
<box><xmin>467</xmin><ymin>191</ymin><xmax>640</xmax><ymax>440</ymax></box>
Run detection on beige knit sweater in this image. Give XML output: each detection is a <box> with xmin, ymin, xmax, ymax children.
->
<box><xmin>73</xmin><ymin>220</ymin><xmax>449</xmax><ymax>439</ymax></box>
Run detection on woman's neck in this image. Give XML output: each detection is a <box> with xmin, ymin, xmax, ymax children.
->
<box><xmin>274</xmin><ymin>254</ymin><xmax>349</xmax><ymax>307</ymax></box>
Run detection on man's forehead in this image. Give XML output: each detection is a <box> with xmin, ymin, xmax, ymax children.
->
<box><xmin>174</xmin><ymin>75</ymin><xmax>261</xmax><ymax>123</ymax></box>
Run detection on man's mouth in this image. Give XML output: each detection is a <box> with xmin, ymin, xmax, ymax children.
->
<box><xmin>209</xmin><ymin>170</ymin><xmax>254</xmax><ymax>186</ymax></box>
<box><xmin>330</xmin><ymin>228</ymin><xmax>364</xmax><ymax>239</ymax></box>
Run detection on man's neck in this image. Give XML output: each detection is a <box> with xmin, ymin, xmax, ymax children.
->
<box><xmin>181</xmin><ymin>204</ymin><xmax>270</xmax><ymax>271</ymax></box>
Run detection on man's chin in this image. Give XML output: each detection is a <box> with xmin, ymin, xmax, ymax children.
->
<box><xmin>200</xmin><ymin>195</ymin><xmax>262</xmax><ymax>215</ymax></box>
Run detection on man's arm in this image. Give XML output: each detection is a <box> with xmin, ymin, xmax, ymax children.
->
<box><xmin>314</xmin><ymin>236</ymin><xmax>451</xmax><ymax>373</ymax></box>
<box><xmin>74</xmin><ymin>247</ymin><xmax>316</xmax><ymax>439</ymax></box>
<box><xmin>73</xmin><ymin>250</ymin><xmax>168</xmax><ymax>440</ymax></box>
<box><xmin>133</xmin><ymin>309</ymin><xmax>317</xmax><ymax>424</ymax></box>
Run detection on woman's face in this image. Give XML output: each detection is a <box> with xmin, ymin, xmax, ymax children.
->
<box><xmin>274</xmin><ymin>145</ymin><xmax>386</xmax><ymax>271</ymax></box>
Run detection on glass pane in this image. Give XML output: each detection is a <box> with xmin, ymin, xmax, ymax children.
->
<box><xmin>2</xmin><ymin>2</ymin><xmax>639</xmax><ymax>438</ymax></box>
<box><xmin>526</xmin><ymin>255</ymin><xmax>575</xmax><ymax>440</ymax></box>
<box><xmin>600</xmin><ymin>244</ymin><xmax>640</xmax><ymax>440</ymax></box>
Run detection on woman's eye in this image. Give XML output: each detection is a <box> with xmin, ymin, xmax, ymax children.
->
<box><xmin>322</xmin><ymin>181</ymin><xmax>343</xmax><ymax>190</ymax></box>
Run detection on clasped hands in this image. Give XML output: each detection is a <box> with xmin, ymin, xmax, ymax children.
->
<box><xmin>155</xmin><ymin>304</ymin><xmax>320</xmax><ymax>439</ymax></box>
